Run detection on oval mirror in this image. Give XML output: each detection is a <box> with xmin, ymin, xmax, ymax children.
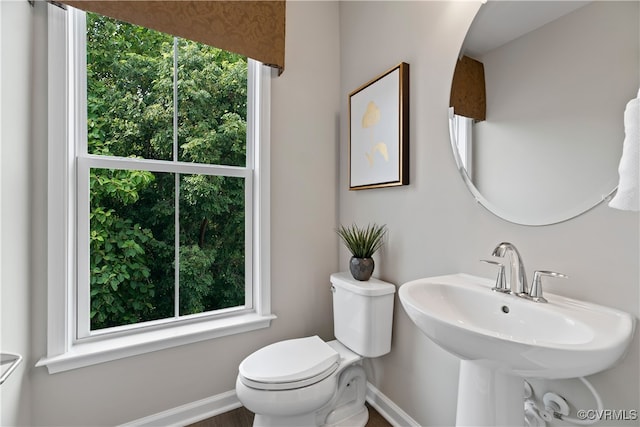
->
<box><xmin>449</xmin><ymin>1</ymin><xmax>639</xmax><ymax>225</ymax></box>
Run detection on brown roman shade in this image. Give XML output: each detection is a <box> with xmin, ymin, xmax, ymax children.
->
<box><xmin>450</xmin><ymin>55</ymin><xmax>486</xmax><ymax>121</ymax></box>
<box><xmin>57</xmin><ymin>0</ymin><xmax>286</xmax><ymax>73</ymax></box>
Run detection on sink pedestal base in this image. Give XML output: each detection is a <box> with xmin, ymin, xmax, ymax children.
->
<box><xmin>455</xmin><ymin>360</ymin><xmax>524</xmax><ymax>426</ymax></box>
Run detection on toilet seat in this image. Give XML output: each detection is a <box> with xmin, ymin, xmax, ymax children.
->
<box><xmin>239</xmin><ymin>336</ymin><xmax>340</xmax><ymax>391</ymax></box>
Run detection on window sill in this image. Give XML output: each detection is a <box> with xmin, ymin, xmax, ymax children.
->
<box><xmin>36</xmin><ymin>312</ymin><xmax>276</xmax><ymax>374</ymax></box>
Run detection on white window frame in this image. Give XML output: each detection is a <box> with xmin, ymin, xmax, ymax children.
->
<box><xmin>38</xmin><ymin>4</ymin><xmax>274</xmax><ymax>374</ymax></box>
<box><xmin>448</xmin><ymin>107</ymin><xmax>474</xmax><ymax>178</ymax></box>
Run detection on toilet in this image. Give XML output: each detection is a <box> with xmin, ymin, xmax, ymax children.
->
<box><xmin>236</xmin><ymin>272</ymin><xmax>395</xmax><ymax>427</ymax></box>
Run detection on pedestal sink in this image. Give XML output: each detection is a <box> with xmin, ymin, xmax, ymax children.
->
<box><xmin>399</xmin><ymin>274</ymin><xmax>635</xmax><ymax>426</ymax></box>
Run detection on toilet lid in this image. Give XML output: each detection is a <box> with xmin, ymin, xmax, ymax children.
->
<box><xmin>239</xmin><ymin>336</ymin><xmax>339</xmax><ymax>389</ymax></box>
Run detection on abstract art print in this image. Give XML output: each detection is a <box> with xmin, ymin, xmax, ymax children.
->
<box><xmin>348</xmin><ymin>62</ymin><xmax>409</xmax><ymax>190</ymax></box>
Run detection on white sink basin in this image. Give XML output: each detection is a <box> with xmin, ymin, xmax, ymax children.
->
<box><xmin>399</xmin><ymin>274</ymin><xmax>635</xmax><ymax>379</ymax></box>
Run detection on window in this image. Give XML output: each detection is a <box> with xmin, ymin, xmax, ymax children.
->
<box><xmin>448</xmin><ymin>107</ymin><xmax>474</xmax><ymax>178</ymax></box>
<box><xmin>39</xmin><ymin>4</ymin><xmax>273</xmax><ymax>374</ymax></box>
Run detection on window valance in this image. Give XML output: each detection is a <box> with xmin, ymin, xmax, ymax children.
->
<box><xmin>56</xmin><ymin>0</ymin><xmax>286</xmax><ymax>73</ymax></box>
<box><xmin>450</xmin><ymin>55</ymin><xmax>486</xmax><ymax>121</ymax></box>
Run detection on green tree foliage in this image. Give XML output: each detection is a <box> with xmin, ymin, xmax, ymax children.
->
<box><xmin>86</xmin><ymin>13</ymin><xmax>248</xmax><ymax>330</ymax></box>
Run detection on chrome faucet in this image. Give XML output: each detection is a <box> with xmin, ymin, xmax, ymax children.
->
<box><xmin>491</xmin><ymin>242</ymin><xmax>528</xmax><ymax>296</ymax></box>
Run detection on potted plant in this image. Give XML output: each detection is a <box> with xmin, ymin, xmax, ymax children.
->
<box><xmin>336</xmin><ymin>223</ymin><xmax>387</xmax><ymax>281</ymax></box>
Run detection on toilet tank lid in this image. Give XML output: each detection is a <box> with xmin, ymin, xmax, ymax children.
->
<box><xmin>238</xmin><ymin>336</ymin><xmax>339</xmax><ymax>384</ymax></box>
<box><xmin>330</xmin><ymin>272</ymin><xmax>396</xmax><ymax>296</ymax></box>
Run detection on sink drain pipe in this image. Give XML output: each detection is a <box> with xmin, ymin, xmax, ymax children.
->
<box><xmin>525</xmin><ymin>377</ymin><xmax>603</xmax><ymax>426</ymax></box>
<box><xmin>544</xmin><ymin>377</ymin><xmax>602</xmax><ymax>425</ymax></box>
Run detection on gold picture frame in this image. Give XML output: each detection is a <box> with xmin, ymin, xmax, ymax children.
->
<box><xmin>348</xmin><ymin>62</ymin><xmax>409</xmax><ymax>190</ymax></box>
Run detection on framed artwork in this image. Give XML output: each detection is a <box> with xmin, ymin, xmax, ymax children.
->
<box><xmin>348</xmin><ymin>62</ymin><xmax>409</xmax><ymax>190</ymax></box>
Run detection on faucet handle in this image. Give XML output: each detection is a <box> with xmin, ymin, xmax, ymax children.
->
<box><xmin>480</xmin><ymin>260</ymin><xmax>508</xmax><ymax>293</ymax></box>
<box><xmin>529</xmin><ymin>270</ymin><xmax>568</xmax><ymax>303</ymax></box>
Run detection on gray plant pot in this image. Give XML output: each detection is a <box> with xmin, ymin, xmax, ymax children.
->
<box><xmin>350</xmin><ymin>257</ymin><xmax>374</xmax><ymax>281</ymax></box>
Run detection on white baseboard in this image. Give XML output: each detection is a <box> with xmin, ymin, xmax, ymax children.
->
<box><xmin>118</xmin><ymin>390</ymin><xmax>242</xmax><ymax>427</ymax></box>
<box><xmin>365</xmin><ymin>382</ymin><xmax>421</xmax><ymax>427</ymax></box>
<box><xmin>120</xmin><ymin>382</ymin><xmax>419</xmax><ymax>427</ymax></box>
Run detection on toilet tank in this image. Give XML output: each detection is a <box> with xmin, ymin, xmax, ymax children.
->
<box><xmin>330</xmin><ymin>272</ymin><xmax>395</xmax><ymax>358</ymax></box>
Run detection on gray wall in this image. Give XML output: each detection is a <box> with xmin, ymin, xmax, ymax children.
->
<box><xmin>339</xmin><ymin>2</ymin><xmax>639</xmax><ymax>426</ymax></box>
<box><xmin>1</xmin><ymin>1</ymin><xmax>638</xmax><ymax>426</ymax></box>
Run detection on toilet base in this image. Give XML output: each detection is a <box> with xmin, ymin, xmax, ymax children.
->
<box><xmin>253</xmin><ymin>405</ymin><xmax>368</xmax><ymax>427</ymax></box>
<box><xmin>249</xmin><ymin>364</ymin><xmax>368</xmax><ymax>427</ymax></box>
<box><xmin>253</xmin><ymin>413</ymin><xmax>317</xmax><ymax>427</ymax></box>
<box><xmin>327</xmin><ymin>406</ymin><xmax>368</xmax><ymax>427</ymax></box>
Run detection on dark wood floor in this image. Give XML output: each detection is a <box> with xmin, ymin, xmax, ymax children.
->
<box><xmin>188</xmin><ymin>403</ymin><xmax>391</xmax><ymax>427</ymax></box>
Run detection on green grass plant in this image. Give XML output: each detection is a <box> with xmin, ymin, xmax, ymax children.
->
<box><xmin>336</xmin><ymin>223</ymin><xmax>387</xmax><ymax>258</ymax></box>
